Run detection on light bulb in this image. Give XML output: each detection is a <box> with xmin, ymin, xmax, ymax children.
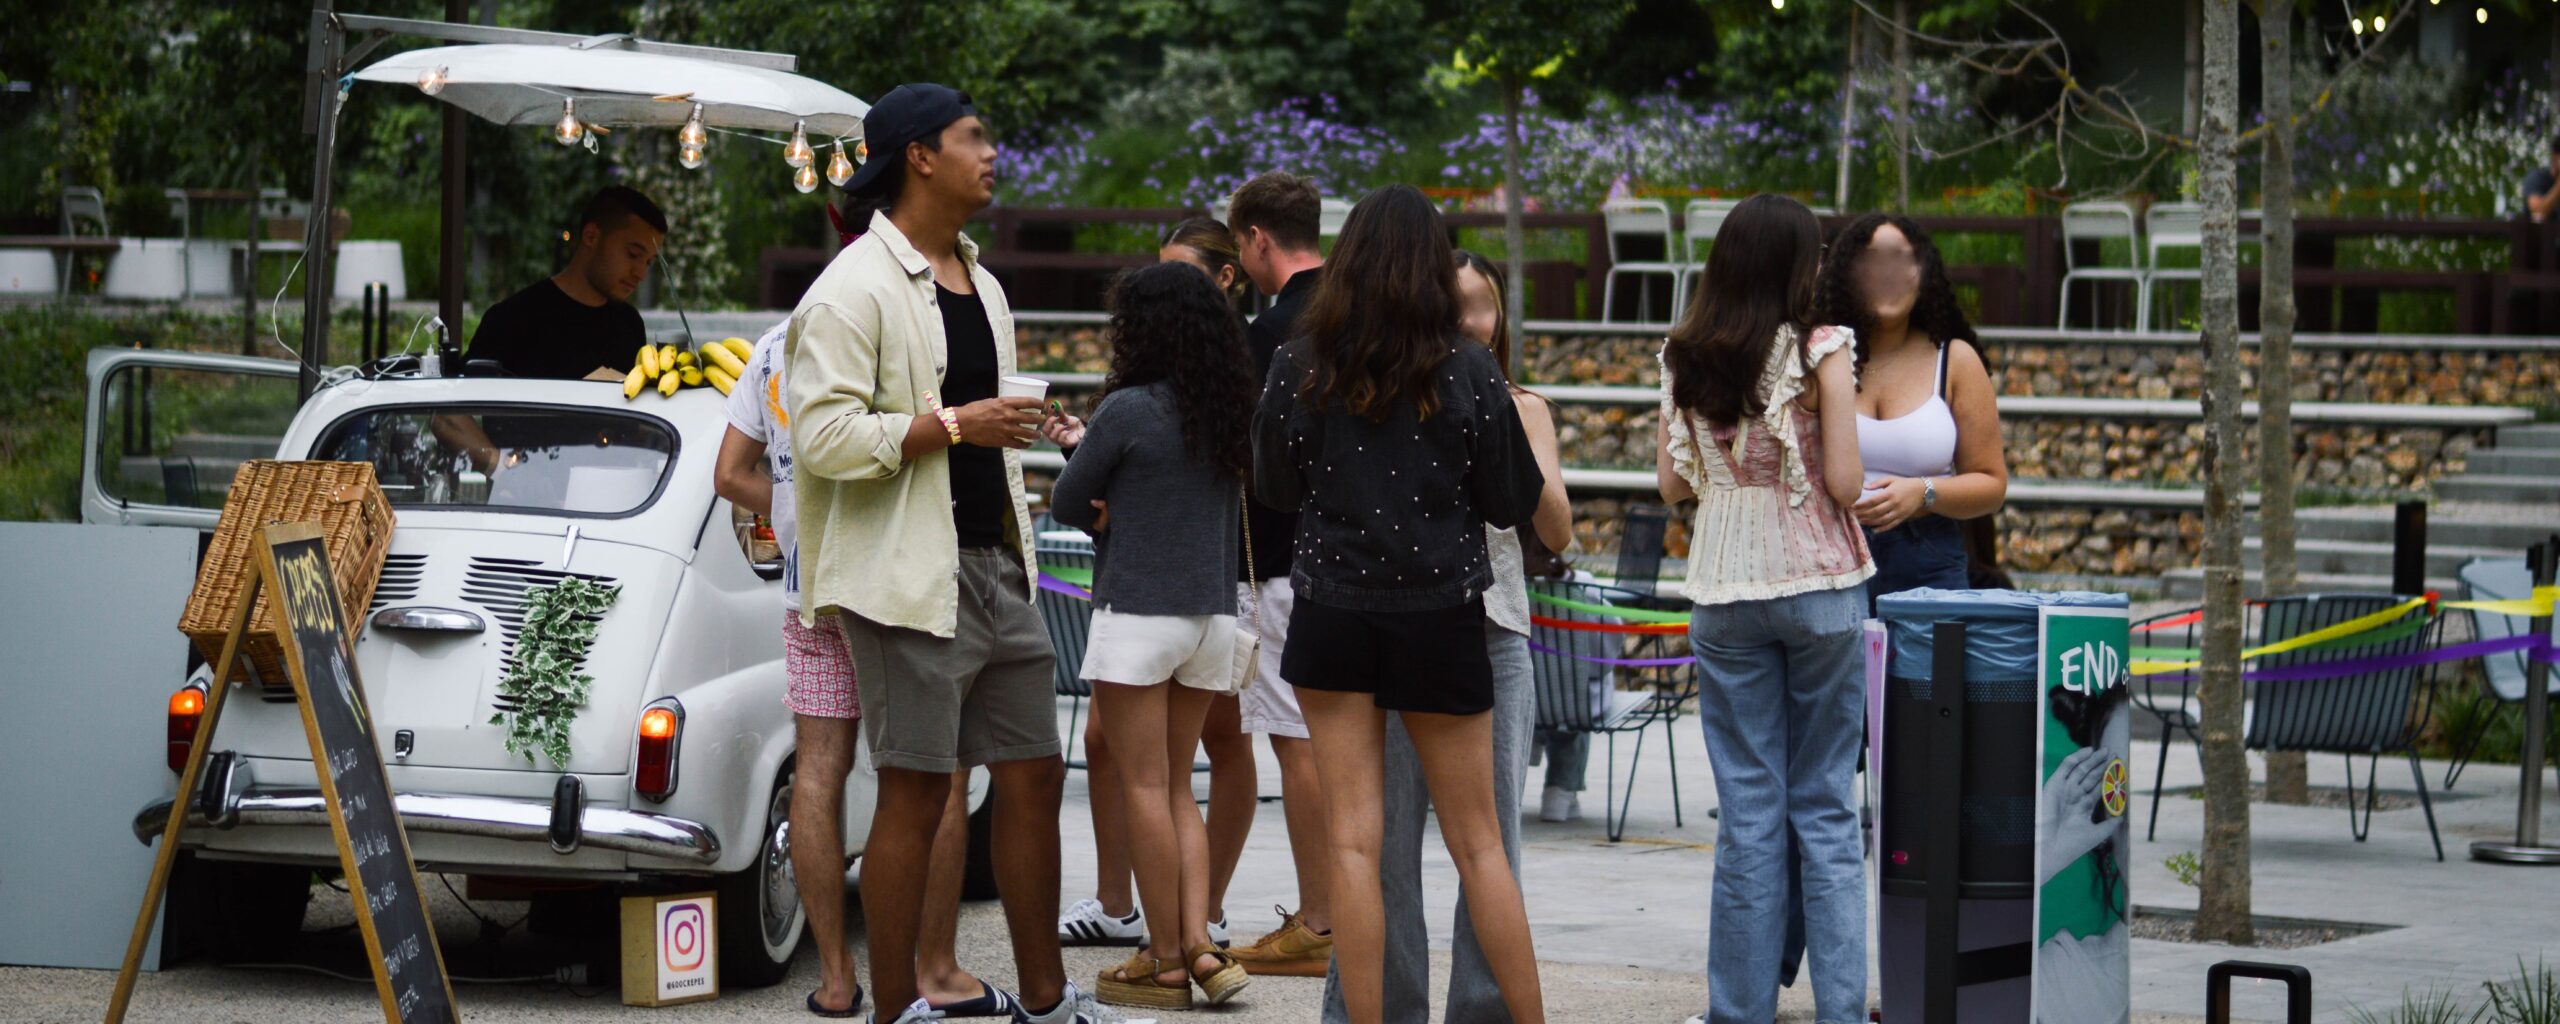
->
<box><xmin>793</xmin><ymin>162</ymin><xmax>820</xmax><ymax>194</ymax></box>
<box><xmin>677</xmin><ymin>104</ymin><xmax>707</xmax><ymax>148</ymax></box>
<box><xmin>827</xmin><ymin>144</ymin><xmax>854</xmax><ymax>187</ymax></box>
<box><xmin>553</xmin><ymin>99</ymin><xmax>584</xmax><ymax>146</ymax></box>
<box><xmin>1770</xmin><ymin>0</ymin><xmax>1784</xmax><ymax>8</ymax></box>
<box><xmin>2477</xmin><ymin>5</ymin><xmax>2489</xmax><ymax>22</ymax></box>
<box><xmin>417</xmin><ymin>65</ymin><xmax>448</xmax><ymax>96</ymax></box>
<box><xmin>2351</xmin><ymin>15</ymin><xmax>2365</xmax><ymax>33</ymax></box>
<box><xmin>679</xmin><ymin>143</ymin><xmax>706</xmax><ymax>170</ymax></box>
<box><xmin>784</xmin><ymin>120</ymin><xmax>814</xmax><ymax>168</ymax></box>
<box><xmin>2374</xmin><ymin>13</ymin><xmax>2386</xmax><ymax>30</ymax></box>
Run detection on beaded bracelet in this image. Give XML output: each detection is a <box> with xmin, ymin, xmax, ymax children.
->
<box><xmin>922</xmin><ymin>391</ymin><xmax>962</xmax><ymax>446</ymax></box>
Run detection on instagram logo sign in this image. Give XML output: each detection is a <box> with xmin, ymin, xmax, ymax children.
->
<box><xmin>650</xmin><ymin>895</ymin><xmax>717</xmax><ymax>1002</ymax></box>
<box><xmin>662</xmin><ymin>903</ymin><xmax>705</xmax><ymax>971</ymax></box>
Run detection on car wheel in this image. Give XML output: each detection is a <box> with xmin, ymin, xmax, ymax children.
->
<box><xmin>716</xmin><ymin>766</ymin><xmax>804</xmax><ymax>989</ymax></box>
<box><xmin>961</xmin><ymin>788</ymin><xmax>998</xmax><ymax>902</ymax></box>
<box><xmin>203</xmin><ymin>860</ymin><xmax>313</xmax><ymax>957</ymax></box>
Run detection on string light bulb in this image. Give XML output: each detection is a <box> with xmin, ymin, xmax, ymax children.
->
<box><xmin>416</xmin><ymin>65</ymin><xmax>448</xmax><ymax>96</ymax></box>
<box><xmin>552</xmin><ymin>98</ymin><xmax>584</xmax><ymax>146</ymax></box>
<box><xmin>784</xmin><ymin>120</ymin><xmax>814</xmax><ymax>168</ymax></box>
<box><xmin>2373</xmin><ymin>13</ymin><xmax>2386</xmax><ymax>30</ymax></box>
<box><xmin>1771</xmin><ymin>0</ymin><xmax>1784</xmax><ymax>8</ymax></box>
<box><xmin>678</xmin><ymin>143</ymin><xmax>706</xmax><ymax>170</ymax></box>
<box><xmin>2351</xmin><ymin>15</ymin><xmax>2365</xmax><ymax>33</ymax></box>
<box><xmin>677</xmin><ymin>104</ymin><xmax>707</xmax><ymax>149</ymax></box>
<box><xmin>2477</xmin><ymin>5</ymin><xmax>2489</xmax><ymax>22</ymax></box>
<box><xmin>793</xmin><ymin>162</ymin><xmax>820</xmax><ymax>194</ymax></box>
<box><xmin>827</xmin><ymin>142</ymin><xmax>854</xmax><ymax>187</ymax></box>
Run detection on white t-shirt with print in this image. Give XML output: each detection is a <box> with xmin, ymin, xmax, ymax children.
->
<box><xmin>723</xmin><ymin>321</ymin><xmax>800</xmax><ymax>611</ymax></box>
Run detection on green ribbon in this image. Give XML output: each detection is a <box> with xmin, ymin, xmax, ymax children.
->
<box><xmin>1525</xmin><ymin>589</ymin><xmax>1691</xmax><ymax>624</ymax></box>
<box><xmin>1041</xmin><ymin>564</ymin><xmax>1095</xmax><ymax>587</ymax></box>
<box><xmin>2131</xmin><ymin>611</ymin><xmax>2436</xmax><ymax>663</ymax></box>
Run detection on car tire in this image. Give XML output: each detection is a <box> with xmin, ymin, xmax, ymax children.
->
<box><xmin>716</xmin><ymin>766</ymin><xmax>804</xmax><ymax>989</ymax></box>
<box><xmin>202</xmin><ymin>860</ymin><xmax>313</xmax><ymax>957</ymax></box>
<box><xmin>960</xmin><ymin>787</ymin><xmax>999</xmax><ymax>902</ymax></box>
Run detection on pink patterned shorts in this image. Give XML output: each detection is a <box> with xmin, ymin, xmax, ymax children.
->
<box><xmin>782</xmin><ymin>611</ymin><xmax>860</xmax><ymax>720</ymax></box>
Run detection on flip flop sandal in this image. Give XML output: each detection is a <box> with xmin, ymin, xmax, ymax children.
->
<box><xmin>927</xmin><ymin>981</ymin><xmax>1019</xmax><ymax>1018</ymax></box>
<box><xmin>1187</xmin><ymin>942</ymin><xmax>1251</xmax><ymax>1006</ymax></box>
<box><xmin>1096</xmin><ymin>953</ymin><xmax>1193</xmax><ymax>1010</ymax></box>
<box><xmin>805</xmin><ymin>985</ymin><xmax>864</xmax><ymax>1019</ymax></box>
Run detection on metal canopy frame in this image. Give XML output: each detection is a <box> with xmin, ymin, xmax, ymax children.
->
<box><xmin>296</xmin><ymin>3</ymin><xmax>800</xmax><ymax>396</ymax></box>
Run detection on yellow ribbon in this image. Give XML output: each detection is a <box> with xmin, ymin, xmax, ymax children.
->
<box><xmin>2132</xmin><ymin>596</ymin><xmax>2429</xmax><ymax>674</ymax></box>
<box><xmin>2439</xmin><ymin>585</ymin><xmax>2558</xmax><ymax>619</ymax></box>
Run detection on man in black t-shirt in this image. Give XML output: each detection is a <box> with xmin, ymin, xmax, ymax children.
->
<box><xmin>463</xmin><ymin>186</ymin><xmax>666</xmax><ymax>379</ymax></box>
<box><xmin>2526</xmin><ymin>136</ymin><xmax>2560</xmax><ymax>224</ymax></box>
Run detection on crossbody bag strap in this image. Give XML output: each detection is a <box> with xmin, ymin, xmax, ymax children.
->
<box><xmin>1240</xmin><ymin>487</ymin><xmax>1265</xmax><ymax>642</ymax></box>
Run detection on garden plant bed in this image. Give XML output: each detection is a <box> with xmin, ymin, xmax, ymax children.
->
<box><xmin>2131</xmin><ymin>906</ymin><xmax>2399</xmax><ymax>949</ymax></box>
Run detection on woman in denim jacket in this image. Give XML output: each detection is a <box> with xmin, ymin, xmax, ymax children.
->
<box><xmin>1250</xmin><ymin>184</ymin><xmax>1548</xmax><ymax>1024</ymax></box>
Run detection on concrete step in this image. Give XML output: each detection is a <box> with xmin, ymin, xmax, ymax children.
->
<box><xmin>2492</xmin><ymin>423</ymin><xmax>2560</xmax><ymax>448</ymax></box>
<box><xmin>2465</xmin><ymin>449</ymin><xmax>2560</xmax><ymax>476</ymax></box>
<box><xmin>2436</xmin><ymin>474</ymin><xmax>2560</xmax><ymax>504</ymax></box>
<box><xmin>2275</xmin><ymin>506</ymin><xmax>2557</xmax><ymax>552</ymax></box>
<box><xmin>2160</xmin><ymin>566</ymin><xmax>2460</xmax><ymax>602</ymax></box>
<box><xmin>2240</xmin><ymin>536</ymin><xmax>2516</xmax><ymax>580</ymax></box>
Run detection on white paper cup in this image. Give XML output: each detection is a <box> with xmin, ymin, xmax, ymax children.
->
<box><xmin>998</xmin><ymin>375</ymin><xmax>1049</xmax><ymax>402</ymax></box>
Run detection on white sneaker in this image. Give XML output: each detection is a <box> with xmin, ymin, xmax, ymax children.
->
<box><xmin>1540</xmin><ymin>786</ymin><xmax>1582</xmax><ymax>823</ymax></box>
<box><xmin>879</xmin><ymin>997</ymin><xmax>944</xmax><ymax>1023</ymax></box>
<box><xmin>1208</xmin><ymin>913</ymin><xmax>1230</xmax><ymax>949</ymax></box>
<box><xmin>1057</xmin><ymin>897</ymin><xmax>1143</xmax><ymax>947</ymax></box>
<box><xmin>1015</xmin><ymin>981</ymin><xmax>1151</xmax><ymax>1024</ymax></box>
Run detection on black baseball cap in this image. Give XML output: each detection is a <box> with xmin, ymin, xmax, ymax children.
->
<box><xmin>845</xmin><ymin>83</ymin><xmax>977</xmax><ymax>196</ymax></box>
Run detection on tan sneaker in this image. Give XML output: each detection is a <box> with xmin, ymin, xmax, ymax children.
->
<box><xmin>1229</xmin><ymin>905</ymin><xmax>1334</xmax><ymax>977</ymax></box>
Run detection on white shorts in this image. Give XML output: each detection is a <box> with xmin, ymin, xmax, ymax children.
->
<box><xmin>1081</xmin><ymin>608</ymin><xmax>1241</xmax><ymax>692</ymax></box>
<box><xmin>1234</xmin><ymin>579</ymin><xmax>1308</xmax><ymax>738</ymax></box>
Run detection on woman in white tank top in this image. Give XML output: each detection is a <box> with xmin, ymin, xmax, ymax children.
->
<box><xmin>1816</xmin><ymin>213</ymin><xmax>2011</xmax><ymax>603</ymax></box>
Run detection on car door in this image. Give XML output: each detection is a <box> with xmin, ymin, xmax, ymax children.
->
<box><xmin>81</xmin><ymin>348</ymin><xmax>302</xmax><ymax>530</ymax></box>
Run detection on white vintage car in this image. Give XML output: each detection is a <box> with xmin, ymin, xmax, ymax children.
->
<box><xmin>90</xmin><ymin>347</ymin><xmax>989</xmax><ymax>987</ymax></box>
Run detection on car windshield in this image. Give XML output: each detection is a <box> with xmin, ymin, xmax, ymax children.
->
<box><xmin>311</xmin><ymin>405</ymin><xmax>677</xmax><ymax>517</ymax></box>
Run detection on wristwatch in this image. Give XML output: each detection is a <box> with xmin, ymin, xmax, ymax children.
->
<box><xmin>1921</xmin><ymin>477</ymin><xmax>1939</xmax><ymax>510</ymax></box>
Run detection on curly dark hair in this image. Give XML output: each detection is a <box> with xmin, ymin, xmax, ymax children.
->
<box><xmin>1101</xmin><ymin>262</ymin><xmax>1257</xmax><ymax>477</ymax></box>
<box><xmin>1297</xmin><ymin>185</ymin><xmax>1458</xmax><ymax>421</ymax></box>
<box><xmin>1812</xmin><ymin>213</ymin><xmax>1981</xmax><ymax>376</ymax></box>
<box><xmin>1664</xmin><ymin>194</ymin><xmax>1823</xmax><ymax>425</ymax></box>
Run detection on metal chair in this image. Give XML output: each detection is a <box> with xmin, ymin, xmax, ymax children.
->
<box><xmin>2139</xmin><ymin>593</ymin><xmax>2449</xmax><ymax>859</ymax></box>
<box><xmin>1033</xmin><ymin>545</ymin><xmax>1097</xmax><ymax>767</ymax></box>
<box><xmin>1612</xmin><ymin>503</ymin><xmax>1672</xmax><ymax>598</ymax></box>
<box><xmin>1602</xmin><ymin>198</ymin><xmax>1684</xmax><ymax>324</ymax></box>
<box><xmin>2132</xmin><ymin>606</ymin><xmax>2206</xmax><ymax>842</ymax></box>
<box><xmin>1528</xmin><ymin>577</ymin><xmax>1693</xmax><ymax>841</ymax></box>
<box><xmin>2443</xmin><ymin>556</ymin><xmax>2555</xmax><ymax>789</ymax></box>
<box><xmin>2144</xmin><ymin>201</ymin><xmax>2206</xmax><ymax>330</ymax></box>
<box><xmin>61</xmin><ymin>188</ymin><xmax>110</xmax><ymax>237</ymax></box>
<box><xmin>2057</xmin><ymin>200</ymin><xmax>2150</xmax><ymax>331</ymax></box>
<box><xmin>1677</xmin><ymin>199</ymin><xmax>1738</xmax><ymax>303</ymax></box>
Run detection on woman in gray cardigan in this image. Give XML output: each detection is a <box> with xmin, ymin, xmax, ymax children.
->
<box><xmin>1048</xmin><ymin>262</ymin><xmax>1260</xmax><ymax>1011</ymax></box>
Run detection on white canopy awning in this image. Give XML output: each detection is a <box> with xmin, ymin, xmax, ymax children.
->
<box><xmin>354</xmin><ymin>43</ymin><xmax>867</xmax><ymax>139</ymax></box>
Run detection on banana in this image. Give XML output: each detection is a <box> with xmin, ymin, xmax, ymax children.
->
<box><xmin>701</xmin><ymin>342</ymin><xmax>747</xmax><ymax>378</ymax></box>
<box><xmin>675</xmin><ymin>351</ymin><xmax>696</xmax><ymax>368</ymax></box>
<box><xmin>636</xmin><ymin>345</ymin><xmax>659</xmax><ymax>379</ymax></box>
<box><xmin>623</xmin><ymin>364</ymin><xmax>648</xmax><ymax>399</ymax></box>
<box><xmin>721</xmin><ymin>337</ymin><xmax>754</xmax><ymax>363</ymax></box>
<box><xmin>658</xmin><ymin>369</ymin><xmax>682</xmax><ymax>397</ymax></box>
<box><xmin>680</xmin><ymin>366</ymin><xmax>704</xmax><ymax>387</ymax></box>
<box><xmin>658</xmin><ymin>344</ymin><xmax>679</xmax><ymax>370</ymax></box>
<box><xmin>704</xmin><ymin>365</ymin><xmax>737</xmax><ymax>396</ymax></box>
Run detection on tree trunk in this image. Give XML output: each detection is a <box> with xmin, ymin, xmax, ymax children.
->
<box><xmin>2194</xmin><ymin>0</ymin><xmax>2256</xmax><ymax>947</ymax></box>
<box><xmin>2257</xmin><ymin>0</ymin><xmax>2310</xmax><ymax>806</ymax></box>
<box><xmin>1501</xmin><ymin>83</ymin><xmax>1530</xmax><ymax>376</ymax></box>
<box><xmin>1835</xmin><ymin>6</ymin><xmax>1861</xmax><ymax>212</ymax></box>
<box><xmin>1892</xmin><ymin>0</ymin><xmax>1912</xmax><ymax>212</ymax></box>
<box><xmin>2184</xmin><ymin>0</ymin><xmax>2204</xmax><ymax>138</ymax></box>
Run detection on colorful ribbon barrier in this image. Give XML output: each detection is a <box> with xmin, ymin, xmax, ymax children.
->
<box><xmin>2130</xmin><ymin>585</ymin><xmax>2557</xmax><ymax>680</ymax></box>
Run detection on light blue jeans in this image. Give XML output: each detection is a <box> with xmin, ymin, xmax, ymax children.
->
<box><xmin>1691</xmin><ymin>584</ymin><xmax>1869</xmax><ymax>1024</ymax></box>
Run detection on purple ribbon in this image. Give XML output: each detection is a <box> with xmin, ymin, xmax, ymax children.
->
<box><xmin>2148</xmin><ymin>633</ymin><xmax>2555</xmax><ymax>684</ymax></box>
<box><xmin>1527</xmin><ymin>640</ymin><xmax>1697</xmax><ymax>669</ymax></box>
<box><xmin>1037</xmin><ymin>573</ymin><xmax>1092</xmax><ymax>600</ymax></box>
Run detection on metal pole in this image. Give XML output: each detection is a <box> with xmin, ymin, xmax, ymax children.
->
<box><xmin>2205</xmin><ymin>961</ymin><xmax>2313</xmax><ymax>1024</ymax></box>
<box><xmin>297</xmin><ymin>2</ymin><xmax>342</xmax><ymax>400</ymax></box>
<box><xmin>2391</xmin><ymin>500</ymin><xmax>2427</xmax><ymax>596</ymax></box>
<box><xmin>439</xmin><ymin>0</ymin><xmax>468</xmax><ymax>371</ymax></box>
<box><xmin>2472</xmin><ymin>539</ymin><xmax>2560</xmax><ymax>865</ymax></box>
<box><xmin>243</xmin><ymin>199</ymin><xmax>260</xmax><ymax>356</ymax></box>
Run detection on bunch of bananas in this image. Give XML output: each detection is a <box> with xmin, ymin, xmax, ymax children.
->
<box><xmin>623</xmin><ymin>337</ymin><xmax>754</xmax><ymax>399</ymax></box>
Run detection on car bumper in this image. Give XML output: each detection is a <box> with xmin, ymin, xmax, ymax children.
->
<box><xmin>132</xmin><ymin>786</ymin><xmax>722</xmax><ymax>865</ymax></box>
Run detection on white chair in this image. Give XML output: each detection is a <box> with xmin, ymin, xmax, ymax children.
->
<box><xmin>101</xmin><ymin>239</ymin><xmax>187</xmax><ymax>300</ymax></box>
<box><xmin>333</xmin><ymin>241</ymin><xmax>408</xmax><ymax>302</ymax></box>
<box><xmin>1602</xmin><ymin>198</ymin><xmax>1683</xmax><ymax>324</ymax></box>
<box><xmin>60</xmin><ymin>188</ymin><xmax>110</xmax><ymax>238</ymax></box>
<box><xmin>2057</xmin><ymin>200</ymin><xmax>2150</xmax><ymax>331</ymax></box>
<box><xmin>1318</xmin><ymin>197</ymin><xmax>1354</xmax><ymax>239</ymax></box>
<box><xmin>1678</xmin><ymin>198</ymin><xmax>1739</xmax><ymax>302</ymax></box>
<box><xmin>2145</xmin><ymin>202</ymin><xmax>2205</xmax><ymax>330</ymax></box>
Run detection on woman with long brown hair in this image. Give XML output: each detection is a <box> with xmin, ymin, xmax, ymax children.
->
<box><xmin>1653</xmin><ymin>193</ymin><xmax>1872</xmax><ymax>1024</ymax></box>
<box><xmin>1252</xmin><ymin>185</ymin><xmax>1548</xmax><ymax>1024</ymax></box>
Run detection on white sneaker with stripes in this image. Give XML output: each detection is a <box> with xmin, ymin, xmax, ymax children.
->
<box><xmin>1057</xmin><ymin>897</ymin><xmax>1143</xmax><ymax>947</ymax></box>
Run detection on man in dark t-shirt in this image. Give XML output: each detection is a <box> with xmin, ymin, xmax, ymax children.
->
<box><xmin>2526</xmin><ymin>136</ymin><xmax>2560</xmax><ymax>223</ymax></box>
<box><xmin>464</xmin><ymin>186</ymin><xmax>666</xmax><ymax>379</ymax></box>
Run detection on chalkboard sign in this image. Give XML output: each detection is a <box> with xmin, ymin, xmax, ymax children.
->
<box><xmin>107</xmin><ymin>522</ymin><xmax>457</xmax><ymax>1024</ymax></box>
<box><xmin>258</xmin><ymin>522</ymin><xmax>458</xmax><ymax>1024</ymax></box>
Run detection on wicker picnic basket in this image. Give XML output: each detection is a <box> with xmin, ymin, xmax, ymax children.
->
<box><xmin>178</xmin><ymin>460</ymin><xmax>396</xmax><ymax>685</ymax></box>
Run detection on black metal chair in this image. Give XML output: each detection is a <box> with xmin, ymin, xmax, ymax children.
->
<box><xmin>2443</xmin><ymin>556</ymin><xmax>2553</xmax><ymax>790</ymax></box>
<box><xmin>1032</xmin><ymin>545</ymin><xmax>1096</xmax><ymax>768</ymax></box>
<box><xmin>1613</xmin><ymin>504</ymin><xmax>1671</xmax><ymax>597</ymax></box>
<box><xmin>2139</xmin><ymin>593</ymin><xmax>2448</xmax><ymax>859</ymax></box>
<box><xmin>160</xmin><ymin>456</ymin><xmax>200</xmax><ymax>508</ymax></box>
<box><xmin>1527</xmin><ymin>577</ymin><xmax>1693</xmax><ymax>841</ymax></box>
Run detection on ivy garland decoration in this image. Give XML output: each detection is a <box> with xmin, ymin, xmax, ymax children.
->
<box><xmin>490</xmin><ymin>576</ymin><xmax>619</xmax><ymax>767</ymax></box>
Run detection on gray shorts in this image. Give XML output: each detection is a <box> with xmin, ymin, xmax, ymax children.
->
<box><xmin>836</xmin><ymin>546</ymin><xmax>1061</xmax><ymax>773</ymax></box>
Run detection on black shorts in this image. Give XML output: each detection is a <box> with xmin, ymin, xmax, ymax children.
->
<box><xmin>1280</xmin><ymin>596</ymin><xmax>1494</xmax><ymax>716</ymax></box>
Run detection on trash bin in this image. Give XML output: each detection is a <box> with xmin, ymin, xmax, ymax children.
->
<box><xmin>1873</xmin><ymin>587</ymin><xmax>2129</xmax><ymax>1024</ymax></box>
